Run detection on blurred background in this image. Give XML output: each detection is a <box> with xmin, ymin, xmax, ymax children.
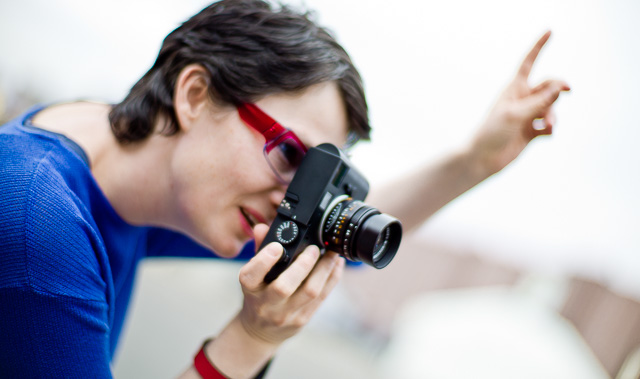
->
<box><xmin>1</xmin><ymin>0</ymin><xmax>638</xmax><ymax>378</ymax></box>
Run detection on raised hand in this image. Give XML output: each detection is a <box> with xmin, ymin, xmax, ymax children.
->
<box><xmin>470</xmin><ymin>31</ymin><xmax>571</xmax><ymax>176</ymax></box>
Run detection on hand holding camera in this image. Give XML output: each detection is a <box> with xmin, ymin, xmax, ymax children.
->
<box><xmin>236</xmin><ymin>224</ymin><xmax>344</xmax><ymax>347</ymax></box>
<box><xmin>235</xmin><ymin>143</ymin><xmax>402</xmax><ymax>349</ymax></box>
<box><xmin>259</xmin><ymin>143</ymin><xmax>403</xmax><ymax>283</ymax></box>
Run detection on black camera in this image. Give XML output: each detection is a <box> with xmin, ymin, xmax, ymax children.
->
<box><xmin>261</xmin><ymin>143</ymin><xmax>402</xmax><ymax>283</ymax></box>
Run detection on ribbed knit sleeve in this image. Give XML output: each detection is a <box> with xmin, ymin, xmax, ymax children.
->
<box><xmin>0</xmin><ymin>288</ymin><xmax>111</xmax><ymax>378</ymax></box>
<box><xmin>0</xmin><ymin>129</ymin><xmax>114</xmax><ymax>378</ymax></box>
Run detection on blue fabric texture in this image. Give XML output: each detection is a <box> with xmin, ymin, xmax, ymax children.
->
<box><xmin>0</xmin><ymin>106</ymin><xmax>242</xmax><ymax>378</ymax></box>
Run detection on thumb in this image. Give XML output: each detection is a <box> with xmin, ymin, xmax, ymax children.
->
<box><xmin>239</xmin><ymin>241</ymin><xmax>283</xmax><ymax>291</ymax></box>
<box><xmin>253</xmin><ymin>223</ymin><xmax>270</xmax><ymax>252</ymax></box>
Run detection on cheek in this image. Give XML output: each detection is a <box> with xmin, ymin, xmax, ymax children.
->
<box><xmin>169</xmin><ymin>128</ymin><xmax>278</xmax><ymax>251</ymax></box>
<box><xmin>169</xmin><ymin>139</ymin><xmax>228</xmax><ymax>227</ymax></box>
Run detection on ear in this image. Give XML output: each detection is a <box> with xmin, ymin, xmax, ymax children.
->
<box><xmin>173</xmin><ymin>64</ymin><xmax>211</xmax><ymax>132</ymax></box>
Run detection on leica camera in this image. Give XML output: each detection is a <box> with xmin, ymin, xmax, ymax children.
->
<box><xmin>261</xmin><ymin>143</ymin><xmax>402</xmax><ymax>283</ymax></box>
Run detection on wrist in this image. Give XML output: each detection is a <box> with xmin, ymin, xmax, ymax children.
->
<box><xmin>194</xmin><ymin>339</ymin><xmax>227</xmax><ymax>379</ymax></box>
<box><xmin>464</xmin><ymin>137</ymin><xmax>502</xmax><ymax>181</ymax></box>
<box><xmin>204</xmin><ymin>315</ymin><xmax>279</xmax><ymax>379</ymax></box>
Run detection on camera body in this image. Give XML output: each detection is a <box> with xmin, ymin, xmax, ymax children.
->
<box><xmin>261</xmin><ymin>143</ymin><xmax>401</xmax><ymax>283</ymax></box>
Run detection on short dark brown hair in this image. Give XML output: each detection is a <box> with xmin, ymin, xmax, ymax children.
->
<box><xmin>109</xmin><ymin>0</ymin><xmax>369</xmax><ymax>145</ymax></box>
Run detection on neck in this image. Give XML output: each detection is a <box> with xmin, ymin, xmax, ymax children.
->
<box><xmin>94</xmin><ymin>133</ymin><xmax>178</xmax><ymax>228</ymax></box>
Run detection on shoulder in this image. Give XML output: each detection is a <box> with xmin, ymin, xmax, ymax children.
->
<box><xmin>0</xmin><ymin>130</ymin><xmax>107</xmax><ymax>301</ymax></box>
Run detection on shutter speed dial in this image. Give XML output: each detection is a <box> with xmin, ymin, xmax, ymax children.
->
<box><xmin>275</xmin><ymin>221</ymin><xmax>299</xmax><ymax>245</ymax></box>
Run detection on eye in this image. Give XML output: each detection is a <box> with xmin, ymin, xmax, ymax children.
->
<box><xmin>276</xmin><ymin>140</ymin><xmax>305</xmax><ymax>167</ymax></box>
<box><xmin>266</xmin><ymin>139</ymin><xmax>306</xmax><ymax>178</ymax></box>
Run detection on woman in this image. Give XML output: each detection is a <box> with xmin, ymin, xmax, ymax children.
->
<box><xmin>0</xmin><ymin>0</ymin><xmax>568</xmax><ymax>378</ymax></box>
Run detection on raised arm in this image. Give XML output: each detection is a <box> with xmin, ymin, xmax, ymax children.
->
<box><xmin>368</xmin><ymin>31</ymin><xmax>570</xmax><ymax>232</ymax></box>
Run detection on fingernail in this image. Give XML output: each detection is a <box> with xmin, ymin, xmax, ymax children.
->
<box><xmin>267</xmin><ymin>242</ymin><xmax>283</xmax><ymax>258</ymax></box>
<box><xmin>335</xmin><ymin>257</ymin><xmax>346</xmax><ymax>270</ymax></box>
<box><xmin>327</xmin><ymin>253</ymin><xmax>339</xmax><ymax>267</ymax></box>
<box><xmin>308</xmin><ymin>245</ymin><xmax>321</xmax><ymax>259</ymax></box>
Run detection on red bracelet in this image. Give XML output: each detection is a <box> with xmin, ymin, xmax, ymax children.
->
<box><xmin>194</xmin><ymin>338</ymin><xmax>272</xmax><ymax>379</ymax></box>
<box><xmin>194</xmin><ymin>339</ymin><xmax>228</xmax><ymax>379</ymax></box>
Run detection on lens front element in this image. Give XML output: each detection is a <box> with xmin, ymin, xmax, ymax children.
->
<box><xmin>321</xmin><ymin>198</ymin><xmax>402</xmax><ymax>268</ymax></box>
<box><xmin>355</xmin><ymin>213</ymin><xmax>401</xmax><ymax>268</ymax></box>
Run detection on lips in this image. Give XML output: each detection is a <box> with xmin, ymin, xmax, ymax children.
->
<box><xmin>240</xmin><ymin>208</ymin><xmax>256</xmax><ymax>227</ymax></box>
<box><xmin>241</xmin><ymin>207</ymin><xmax>267</xmax><ymax>225</ymax></box>
<box><xmin>239</xmin><ymin>209</ymin><xmax>254</xmax><ymax>238</ymax></box>
<box><xmin>239</xmin><ymin>207</ymin><xmax>267</xmax><ymax>237</ymax></box>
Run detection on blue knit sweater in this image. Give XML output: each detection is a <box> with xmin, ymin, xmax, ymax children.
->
<box><xmin>0</xmin><ymin>106</ymin><xmax>254</xmax><ymax>378</ymax></box>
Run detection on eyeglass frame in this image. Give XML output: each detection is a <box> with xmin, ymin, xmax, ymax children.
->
<box><xmin>237</xmin><ymin>102</ymin><xmax>308</xmax><ymax>184</ymax></box>
<box><xmin>237</xmin><ymin>102</ymin><xmax>361</xmax><ymax>184</ymax></box>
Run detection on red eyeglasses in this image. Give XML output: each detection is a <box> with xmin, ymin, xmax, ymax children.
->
<box><xmin>237</xmin><ymin>103</ymin><xmax>308</xmax><ymax>184</ymax></box>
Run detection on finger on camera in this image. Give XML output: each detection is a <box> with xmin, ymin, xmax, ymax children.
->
<box><xmin>269</xmin><ymin>245</ymin><xmax>321</xmax><ymax>300</ymax></box>
<box><xmin>292</xmin><ymin>252</ymin><xmax>343</xmax><ymax>305</ymax></box>
<box><xmin>252</xmin><ymin>223</ymin><xmax>270</xmax><ymax>251</ymax></box>
<box><xmin>239</xmin><ymin>241</ymin><xmax>284</xmax><ymax>291</ymax></box>
<box><xmin>292</xmin><ymin>256</ymin><xmax>346</xmax><ymax>323</ymax></box>
<box><xmin>311</xmin><ymin>250</ymin><xmax>342</xmax><ymax>285</ymax></box>
<box><xmin>319</xmin><ymin>256</ymin><xmax>345</xmax><ymax>301</ymax></box>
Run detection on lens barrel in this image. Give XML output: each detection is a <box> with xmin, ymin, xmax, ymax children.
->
<box><xmin>356</xmin><ymin>213</ymin><xmax>402</xmax><ymax>268</ymax></box>
<box><xmin>321</xmin><ymin>199</ymin><xmax>402</xmax><ymax>268</ymax></box>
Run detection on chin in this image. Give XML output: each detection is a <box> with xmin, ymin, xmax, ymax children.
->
<box><xmin>189</xmin><ymin>216</ymin><xmax>251</xmax><ymax>258</ymax></box>
<box><xmin>208</xmin><ymin>235</ymin><xmax>248</xmax><ymax>259</ymax></box>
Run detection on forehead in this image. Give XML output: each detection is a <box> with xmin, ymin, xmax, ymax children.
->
<box><xmin>253</xmin><ymin>82</ymin><xmax>349</xmax><ymax>148</ymax></box>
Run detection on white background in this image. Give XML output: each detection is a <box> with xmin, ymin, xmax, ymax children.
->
<box><xmin>1</xmin><ymin>0</ymin><xmax>638</xmax><ymax>298</ymax></box>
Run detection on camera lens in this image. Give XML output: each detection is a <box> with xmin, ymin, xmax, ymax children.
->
<box><xmin>372</xmin><ymin>226</ymin><xmax>390</xmax><ymax>263</ymax></box>
<box><xmin>320</xmin><ymin>198</ymin><xmax>402</xmax><ymax>268</ymax></box>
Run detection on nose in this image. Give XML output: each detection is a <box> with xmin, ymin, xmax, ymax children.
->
<box><xmin>269</xmin><ymin>183</ymin><xmax>288</xmax><ymax>210</ymax></box>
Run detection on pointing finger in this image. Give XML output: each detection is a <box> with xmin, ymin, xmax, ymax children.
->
<box><xmin>516</xmin><ymin>31</ymin><xmax>551</xmax><ymax>80</ymax></box>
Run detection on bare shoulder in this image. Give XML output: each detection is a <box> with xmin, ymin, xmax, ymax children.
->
<box><xmin>31</xmin><ymin>101</ymin><xmax>110</xmax><ymax>134</ymax></box>
<box><xmin>30</xmin><ymin>101</ymin><xmax>114</xmax><ymax>166</ymax></box>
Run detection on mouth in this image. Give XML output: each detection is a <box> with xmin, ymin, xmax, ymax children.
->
<box><xmin>239</xmin><ymin>207</ymin><xmax>270</xmax><ymax>239</ymax></box>
<box><xmin>241</xmin><ymin>207</ymin><xmax>268</xmax><ymax>226</ymax></box>
<box><xmin>240</xmin><ymin>207</ymin><xmax>257</xmax><ymax>228</ymax></box>
<box><xmin>238</xmin><ymin>208</ymin><xmax>255</xmax><ymax>238</ymax></box>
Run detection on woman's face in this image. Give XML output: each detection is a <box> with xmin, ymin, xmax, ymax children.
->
<box><xmin>170</xmin><ymin>82</ymin><xmax>350</xmax><ymax>257</ymax></box>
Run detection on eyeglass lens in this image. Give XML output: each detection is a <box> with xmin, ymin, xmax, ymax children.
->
<box><xmin>265</xmin><ymin>136</ymin><xmax>306</xmax><ymax>182</ymax></box>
